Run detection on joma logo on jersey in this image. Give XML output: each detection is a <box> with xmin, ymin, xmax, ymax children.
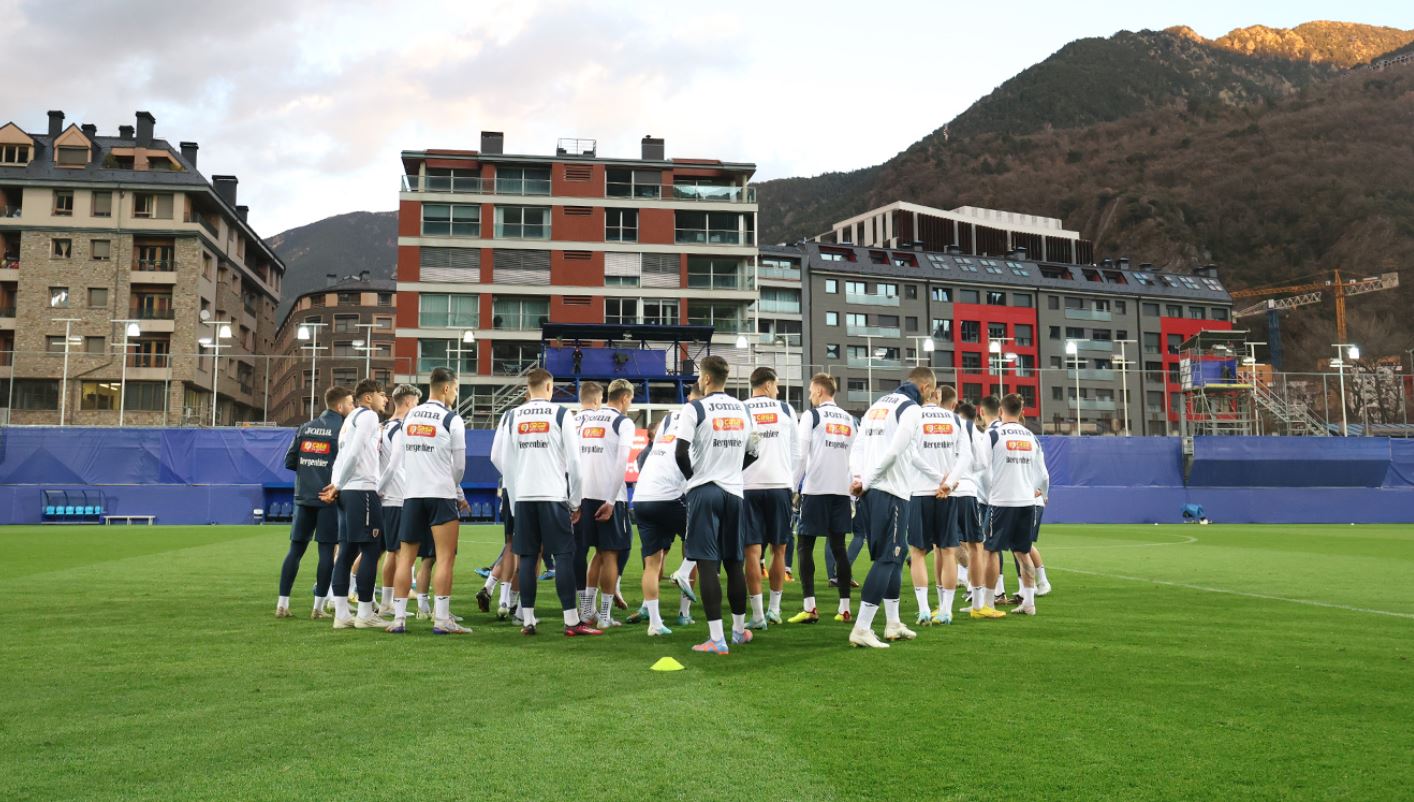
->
<box><xmin>753</xmin><ymin>412</ymin><xmax>778</xmax><ymax>425</ymax></box>
<box><xmin>866</xmin><ymin>408</ymin><xmax>889</xmax><ymax>420</ymax></box>
<box><xmin>824</xmin><ymin>423</ymin><xmax>852</xmax><ymax>436</ymax></box>
<box><xmin>1006</xmin><ymin>439</ymin><xmax>1033</xmax><ymax>451</ymax></box>
<box><xmin>923</xmin><ymin>423</ymin><xmax>954</xmax><ymax>435</ymax></box>
<box><xmin>406</xmin><ymin>424</ymin><xmax>437</xmax><ymax>438</ymax></box>
<box><xmin>517</xmin><ymin>421</ymin><xmax>550</xmax><ymax>435</ymax></box>
<box><xmin>580</xmin><ymin>426</ymin><xmax>605</xmax><ymax>438</ymax></box>
<box><xmin>712</xmin><ymin>418</ymin><xmax>744</xmax><ymax>431</ymax></box>
<box><xmin>299</xmin><ymin>440</ymin><xmax>330</xmax><ymax>454</ymax></box>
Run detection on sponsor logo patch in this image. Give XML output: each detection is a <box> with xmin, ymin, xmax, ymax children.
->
<box><xmin>581</xmin><ymin>426</ymin><xmax>606</xmax><ymax>438</ymax></box>
<box><xmin>712</xmin><ymin>417</ymin><xmax>744</xmax><ymax>431</ymax></box>
<box><xmin>866</xmin><ymin>408</ymin><xmax>889</xmax><ymax>420</ymax></box>
<box><xmin>824</xmin><ymin>423</ymin><xmax>852</xmax><ymax>436</ymax></box>
<box><xmin>406</xmin><ymin>424</ymin><xmax>437</xmax><ymax>438</ymax></box>
<box><xmin>753</xmin><ymin>412</ymin><xmax>778</xmax><ymax>425</ymax></box>
<box><xmin>660</xmin><ymin>434</ymin><xmax>676</xmax><ymax>444</ymax></box>
<box><xmin>1006</xmin><ymin>439</ymin><xmax>1033</xmax><ymax>452</ymax></box>
<box><xmin>517</xmin><ymin>421</ymin><xmax>550</xmax><ymax>435</ymax></box>
<box><xmin>923</xmin><ymin>423</ymin><xmax>955</xmax><ymax>435</ymax></box>
<box><xmin>300</xmin><ymin>440</ymin><xmax>330</xmax><ymax>454</ymax></box>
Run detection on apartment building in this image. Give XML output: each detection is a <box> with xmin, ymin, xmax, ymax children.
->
<box><xmin>269</xmin><ymin>273</ymin><xmax>396</xmax><ymax>426</ymax></box>
<box><xmin>0</xmin><ymin>110</ymin><xmax>283</xmax><ymax>425</ymax></box>
<box><xmin>394</xmin><ymin>132</ymin><xmax>757</xmax><ymax>419</ymax></box>
<box><xmin>794</xmin><ymin>234</ymin><xmax>1232</xmax><ymax>434</ymax></box>
<box><xmin>818</xmin><ymin>200</ymin><xmax>1096</xmax><ymax>265</ymax></box>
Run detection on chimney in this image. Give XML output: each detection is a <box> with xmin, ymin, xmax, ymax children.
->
<box><xmin>80</xmin><ymin>123</ymin><xmax>97</xmax><ymax>139</ymax></box>
<box><xmin>358</xmin><ymin>270</ymin><xmax>370</xmax><ymax>282</ymax></box>
<box><xmin>1139</xmin><ymin>262</ymin><xmax>1154</xmax><ymax>270</ymax></box>
<box><xmin>47</xmin><ymin>110</ymin><xmax>65</xmax><ymax>137</ymax></box>
<box><xmin>235</xmin><ymin>205</ymin><xmax>248</xmax><ymax>222</ymax></box>
<box><xmin>1011</xmin><ymin>246</ymin><xmax>1028</xmax><ymax>260</ymax></box>
<box><xmin>135</xmin><ymin>111</ymin><xmax>155</xmax><ymax>147</ymax></box>
<box><xmin>1193</xmin><ymin>264</ymin><xmax>1219</xmax><ymax>278</ymax></box>
<box><xmin>480</xmin><ymin>131</ymin><xmax>504</xmax><ymax>155</ymax></box>
<box><xmin>118</xmin><ymin>125</ymin><xmax>134</xmax><ymax>140</ymax></box>
<box><xmin>179</xmin><ymin>141</ymin><xmax>199</xmax><ymax>168</ymax></box>
<box><xmin>1100</xmin><ymin>258</ymin><xmax>1114</xmax><ymax>268</ymax></box>
<box><xmin>326</xmin><ymin>273</ymin><xmax>339</xmax><ymax>286</ymax></box>
<box><xmin>211</xmin><ymin>175</ymin><xmax>238</xmax><ymax>207</ymax></box>
<box><xmin>641</xmin><ymin>135</ymin><xmax>665</xmax><ymax>161</ymax></box>
<box><xmin>1117</xmin><ymin>257</ymin><xmax>1131</xmax><ymax>269</ymax></box>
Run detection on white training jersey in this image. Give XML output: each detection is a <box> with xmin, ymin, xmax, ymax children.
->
<box><xmin>377</xmin><ymin>417</ymin><xmax>407</xmax><ymax>506</ymax></box>
<box><xmin>911</xmin><ymin>405</ymin><xmax>972</xmax><ymax>496</ymax></box>
<box><xmin>952</xmin><ymin>418</ymin><xmax>989</xmax><ymax>499</ymax></box>
<box><xmin>850</xmin><ymin>387</ymin><xmax>943</xmax><ymax>500</ymax></box>
<box><xmin>742</xmin><ymin>395</ymin><xmax>799</xmax><ymax>491</ymax></box>
<box><xmin>330</xmin><ymin>406</ymin><xmax>381</xmax><ymax>492</ymax></box>
<box><xmin>674</xmin><ymin>391</ymin><xmax>755</xmax><ymax>497</ymax></box>
<box><xmin>633</xmin><ymin>411</ymin><xmax>687</xmax><ymax>503</ymax></box>
<box><xmin>400</xmin><ymin>400</ymin><xmax>466</xmax><ymax>501</ymax></box>
<box><xmin>986</xmin><ymin>421</ymin><xmax>1048</xmax><ymax>507</ymax></box>
<box><xmin>1034</xmin><ymin>438</ymin><xmax>1050</xmax><ymax>507</ymax></box>
<box><xmin>576</xmin><ymin>406</ymin><xmax>635</xmax><ymax>503</ymax></box>
<box><xmin>795</xmin><ymin>401</ymin><xmax>857</xmax><ymax>496</ymax></box>
<box><xmin>490</xmin><ymin>398</ymin><xmax>580</xmax><ymax>507</ymax></box>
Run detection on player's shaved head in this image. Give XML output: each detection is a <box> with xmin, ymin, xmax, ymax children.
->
<box><xmin>526</xmin><ymin>368</ymin><xmax>553</xmax><ymax>391</ymax></box>
<box><xmin>907</xmin><ymin>366</ymin><xmax>936</xmax><ymax>394</ymax></box>
<box><xmin>391</xmin><ymin>384</ymin><xmax>421</xmax><ymax>404</ymax></box>
<box><xmin>325</xmin><ymin>386</ymin><xmax>352</xmax><ymax>409</ymax></box>
<box><xmin>699</xmin><ymin>355</ymin><xmax>729</xmax><ymax>389</ymax></box>
<box><xmin>579</xmin><ymin>381</ymin><xmax>604</xmax><ymax>403</ymax></box>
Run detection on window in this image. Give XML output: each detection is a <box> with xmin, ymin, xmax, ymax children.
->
<box><xmin>986</xmin><ymin>291</ymin><xmax>1006</xmax><ymax>306</ymax></box>
<box><xmin>421</xmin><ymin>204</ymin><xmax>480</xmax><ymax>237</ymax></box>
<box><xmin>494</xmin><ymin>206</ymin><xmax>549</xmax><ymax>239</ymax></box>
<box><xmin>825</xmin><ymin>344</ymin><xmax>840</xmax><ymax>359</ymax></box>
<box><xmin>825</xmin><ymin>311</ymin><xmax>838</xmax><ymax>326</ymax></box>
<box><xmin>374</xmin><ymin>316</ymin><xmax>394</xmax><ymax>330</ymax></box>
<box><xmin>958</xmin><ymin>289</ymin><xmax>979</xmax><ymax>304</ymax></box>
<box><xmin>15</xmin><ymin>380</ymin><xmax>59</xmax><ymax>409</ymax></box>
<box><xmin>53</xmin><ymin>190</ymin><xmax>73</xmax><ymax>216</ymax></box>
<box><xmin>824</xmin><ymin>279</ymin><xmax>838</xmax><ymax>294</ymax></box>
<box><xmin>333</xmin><ymin>315</ymin><xmax>358</xmax><ymax>334</ymax></box>
<box><xmin>418</xmin><ymin>293</ymin><xmax>479</xmax><ymax>328</ymax></box>
<box><xmin>892</xmin><ymin>253</ymin><xmax>918</xmax><ymax>267</ymax></box>
<box><xmin>1050</xmin><ymin>356</ymin><xmax>1062</xmax><ymax>368</ymax></box>
<box><xmin>1065</xmin><ymin>296</ymin><xmax>1084</xmax><ymax>310</ymax></box>
<box><xmin>905</xmin><ymin>284</ymin><xmax>918</xmax><ymax>300</ymax></box>
<box><xmin>49</xmin><ymin>286</ymin><xmax>69</xmax><ymax>307</ymax></box>
<box><xmin>869</xmin><ymin>250</ymin><xmax>888</xmax><ymax>265</ymax></box>
<box><xmin>844</xmin><ymin>281</ymin><xmax>868</xmax><ymax>296</ymax></box>
<box><xmin>56</xmin><ymin>146</ymin><xmax>87</xmax><ymax>166</ymax></box>
<box><xmin>845</xmin><ymin>312</ymin><xmax>867</xmax><ymax>329</ymax></box>
<box><xmin>495</xmin><ymin>166</ymin><xmax>550</xmax><ymax>195</ymax></box>
<box><xmin>91</xmin><ymin>240</ymin><xmax>110</xmax><ymax>261</ymax></box>
<box><xmin>1189</xmin><ymin>306</ymin><xmax>1206</xmax><ymax>320</ymax></box>
<box><xmin>1052</xmin><ymin>386</ymin><xmax>1064</xmax><ymax>401</ymax></box>
<box><xmin>88</xmin><ymin>287</ymin><xmax>107</xmax><ymax>308</ymax></box>
<box><xmin>491</xmin><ymin>296</ymin><xmax>549</xmax><ymax>330</ymax></box>
<box><xmin>1012</xmin><ymin>293</ymin><xmax>1033</xmax><ymax>308</ymax></box>
<box><xmin>960</xmin><ymin>321</ymin><xmax>980</xmax><ymax>343</ymax></box>
<box><xmin>46</xmin><ymin>336</ymin><xmax>67</xmax><ymax>353</ymax></box>
<box><xmin>1167</xmin><ymin>334</ymin><xmax>1182</xmax><ymax>354</ymax></box>
<box><xmin>135</xmin><ymin>244</ymin><xmax>174</xmax><ymax>271</ymax></box>
<box><xmin>675</xmin><ymin>211</ymin><xmax>751</xmax><ymax>245</ymax></box>
<box><xmin>131</xmin><ymin>338</ymin><xmax>169</xmax><ymax>368</ymax></box>
<box><xmin>84</xmin><ymin>336</ymin><xmax>105</xmax><ymax>355</ymax></box>
<box><xmin>1049</xmin><ymin>326</ymin><xmax>1060</xmax><ymax>340</ymax></box>
<box><xmin>1116</xmin><ymin>330</ymin><xmax>1129</xmax><ymax>340</ymax></box>
<box><xmin>759</xmin><ymin>287</ymin><xmax>799</xmax><ymax>314</ymax></box>
<box><xmin>605</xmin><ymin>297</ymin><xmax>639</xmax><ymax>324</ymax></box>
<box><xmin>1143</xmin><ymin>332</ymin><xmax>1160</xmax><ymax>354</ymax></box>
<box><xmin>1018</xmin><ymin>386</ymin><xmax>1036</xmax><ymax>408</ymax></box>
<box><xmin>605</xmin><ymin>208</ymin><xmax>638</xmax><ymax>242</ymax></box>
<box><xmin>133</xmin><ymin>193</ymin><xmax>174</xmax><ymax>220</ymax></box>
<box><xmin>962</xmin><ymin>352</ymin><xmax>982</xmax><ymax>371</ymax></box>
<box><xmin>1047</xmin><ymin>296</ymin><xmax>1060</xmax><ymax>310</ymax></box>
<box><xmin>877</xmin><ymin>314</ymin><xmax>900</xmax><ymax>327</ymax></box>
<box><xmin>643</xmin><ymin>299</ymin><xmax>678</xmax><ymax>325</ymax></box>
<box><xmin>92</xmin><ymin>191</ymin><xmax>112</xmax><ymax>217</ymax></box>
<box><xmin>963</xmin><ymin>383</ymin><xmax>983</xmax><ymax>402</ymax></box>
<box><xmin>606</xmin><ymin>168</ymin><xmax>662</xmax><ymax>198</ymax></box>
<box><xmin>905</xmin><ymin>316</ymin><xmax>918</xmax><ymax>333</ymax></box>
<box><xmin>1092</xmin><ymin>329</ymin><xmax>1112</xmax><ymax>341</ymax></box>
<box><xmin>687</xmin><ymin>257</ymin><xmax>745</xmax><ymax>290</ymax></box>
<box><xmin>931</xmin><ymin>287</ymin><xmax>952</xmax><ymax>302</ymax></box>
<box><xmin>1212</xmin><ymin>307</ymin><xmax>1230</xmax><ymax>321</ymax></box>
<box><xmin>1015</xmin><ymin>324</ymin><xmax>1033</xmax><ymax>346</ymax></box>
<box><xmin>932</xmin><ymin>319</ymin><xmax>953</xmax><ymax>339</ymax></box>
<box><xmin>123</xmin><ymin>382</ymin><xmax>165</xmax><ymax>411</ymax></box>
<box><xmin>988</xmin><ymin>322</ymin><xmax>1007</xmax><ymax>341</ymax></box>
<box><xmin>1143</xmin><ymin>303</ymin><xmax>1160</xmax><ymax>316</ymax></box>
<box><xmin>0</xmin><ymin>143</ymin><xmax>30</xmax><ymax>164</ymax></box>
<box><xmin>52</xmin><ymin>238</ymin><xmax>72</xmax><ymax>259</ymax></box>
<box><xmin>1065</xmin><ymin>327</ymin><xmax>1084</xmax><ymax>339</ymax></box>
<box><xmin>1166</xmin><ymin>304</ymin><xmax>1182</xmax><ymax>318</ymax></box>
<box><xmin>1095</xmin><ymin>299</ymin><xmax>1110</xmax><ymax>312</ymax></box>
<box><xmin>1116</xmin><ymin>300</ymin><xmax>1127</xmax><ymax>314</ymax></box>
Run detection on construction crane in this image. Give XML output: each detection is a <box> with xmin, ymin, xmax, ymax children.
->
<box><xmin>1230</xmin><ymin>269</ymin><xmax>1400</xmax><ymax>369</ymax></box>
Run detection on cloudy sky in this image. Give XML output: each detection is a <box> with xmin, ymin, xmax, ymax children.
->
<box><xmin>5</xmin><ymin>0</ymin><xmax>1410</xmax><ymax>235</ymax></box>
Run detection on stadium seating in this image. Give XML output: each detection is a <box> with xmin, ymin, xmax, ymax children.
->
<box><xmin>40</xmin><ymin>490</ymin><xmax>103</xmax><ymax>524</ymax></box>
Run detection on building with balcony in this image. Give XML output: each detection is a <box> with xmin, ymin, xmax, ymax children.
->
<box><xmin>0</xmin><ymin>110</ymin><xmax>283</xmax><ymax>425</ymax></box>
<box><xmin>817</xmin><ymin>200</ymin><xmax>1095</xmax><ymax>265</ymax></box>
<box><xmin>793</xmin><ymin>227</ymin><xmax>1233</xmax><ymax>434</ymax></box>
<box><xmin>269</xmin><ymin>273</ymin><xmax>396</xmax><ymax>426</ymax></box>
<box><xmin>394</xmin><ymin>132</ymin><xmax>757</xmax><ymax>422</ymax></box>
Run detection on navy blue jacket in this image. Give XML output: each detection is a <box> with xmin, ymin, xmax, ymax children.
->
<box><xmin>283</xmin><ymin>408</ymin><xmax>344</xmax><ymax>507</ymax></box>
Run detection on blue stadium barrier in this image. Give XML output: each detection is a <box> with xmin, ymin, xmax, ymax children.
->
<box><xmin>1</xmin><ymin>427</ymin><xmax>1412</xmax><ymax>525</ymax></box>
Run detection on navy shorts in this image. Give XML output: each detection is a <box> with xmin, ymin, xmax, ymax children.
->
<box><xmin>400</xmin><ymin>497</ymin><xmax>458</xmax><ymax>559</ymax></box>
<box><xmin>501</xmin><ymin>489</ymin><xmax>514</xmax><ymax>543</ymax></box>
<box><xmin>289</xmin><ymin>503</ymin><xmax>339</xmax><ymax>544</ymax></box>
<box><xmin>858</xmin><ymin>489</ymin><xmax>907</xmax><ymax>566</ymax></box>
<box><xmin>338</xmin><ymin>489</ymin><xmax>384</xmax><ymax>545</ymax></box>
<box><xmin>799</xmin><ymin>494</ymin><xmax>852</xmax><ymax>537</ymax></box>
<box><xmin>684</xmin><ymin>483</ymin><xmax>745</xmax><ymax>563</ymax></box>
<box><xmin>512</xmin><ymin>500</ymin><xmax>575</xmax><ymax>558</ymax></box>
<box><xmin>986</xmin><ymin>505</ymin><xmax>1036</xmax><ymax>554</ymax></box>
<box><xmin>576</xmin><ymin>498</ymin><xmax>631</xmax><ymax>552</ymax></box>
<box><xmin>381</xmin><ymin>505</ymin><xmax>402</xmax><ymax>552</ymax></box>
<box><xmin>907</xmin><ymin>495</ymin><xmax>958</xmax><ymax>550</ymax></box>
<box><xmin>743</xmin><ymin>488</ymin><xmax>792</xmax><ymax>547</ymax></box>
<box><xmin>1032</xmin><ymin>506</ymin><xmax>1044</xmax><ymax>543</ymax></box>
<box><xmin>634</xmin><ymin>498</ymin><xmax>686</xmax><ymax>557</ymax></box>
<box><xmin>953</xmin><ymin>496</ymin><xmax>984</xmax><ymax>543</ymax></box>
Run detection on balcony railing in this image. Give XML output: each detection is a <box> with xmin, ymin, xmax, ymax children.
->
<box><xmin>671</xmin><ymin>185</ymin><xmax>756</xmax><ymax>203</ymax></box>
<box><xmin>606</xmin><ymin>182</ymin><xmax>662</xmax><ymax>199</ymax></box>
<box><xmin>1066</xmin><ymin>368</ymin><xmax>1115</xmax><ymax>381</ymax></box>
<box><xmin>758</xmin><ymin>266</ymin><xmax>800</xmax><ymax>282</ymax></box>
<box><xmin>847</xmin><ymin>324</ymin><xmax>901</xmax><ymax>338</ymax></box>
<box><xmin>493</xmin><ymin>178</ymin><xmax>551</xmax><ymax>196</ymax></box>
<box><xmin>0</xmin><ymin>304</ymin><xmax>15</xmax><ymax>317</ymax></box>
<box><xmin>491</xmin><ymin>312</ymin><xmax>549</xmax><ymax>330</ymax></box>
<box><xmin>419</xmin><ymin>316</ymin><xmax>480</xmax><ymax>330</ymax></box>
<box><xmin>753</xmin><ymin>333</ymin><xmax>803</xmax><ymax>347</ymax></box>
<box><xmin>402</xmin><ymin>175</ymin><xmax>484</xmax><ymax>194</ymax></box>
<box><xmin>185</xmin><ymin>212</ymin><xmax>219</xmax><ymax>237</ymax></box>
<box><xmin>758</xmin><ymin>301</ymin><xmax>801</xmax><ymax>315</ymax></box>
<box><xmin>1072</xmin><ymin>339</ymin><xmax>1113</xmax><ymax>353</ymax></box>
<box><xmin>687</xmin><ymin>317</ymin><xmax>746</xmax><ymax>333</ymax></box>
<box><xmin>1065</xmin><ymin>308</ymin><xmax>1112</xmax><ymax>322</ymax></box>
<box><xmin>846</xmin><ymin>390</ymin><xmax>877</xmax><ymax>403</ymax></box>
<box><xmin>128</xmin><ymin>354</ymin><xmax>171</xmax><ymax>368</ymax></box>
<box><xmin>687</xmin><ymin>274</ymin><xmax>753</xmax><ymax>290</ymax></box>
<box><xmin>847</xmin><ymin>356</ymin><xmax>902</xmax><ymax>369</ymax></box>
<box><xmin>675</xmin><ymin>229</ymin><xmax>751</xmax><ymax>246</ymax></box>
<box><xmin>1077</xmin><ymin>398</ymin><xmax>1117</xmax><ymax>411</ymax></box>
<box><xmin>845</xmin><ymin>292</ymin><xmax>899</xmax><ymax>307</ymax></box>
<box><xmin>134</xmin><ymin>259</ymin><xmax>174</xmax><ymax>272</ymax></box>
<box><xmin>133</xmin><ymin>306</ymin><xmax>175</xmax><ymax>320</ymax></box>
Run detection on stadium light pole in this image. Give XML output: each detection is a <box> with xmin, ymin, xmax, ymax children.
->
<box><xmin>1332</xmin><ymin>343</ymin><xmax>1358</xmax><ymax>437</ymax></box>
<box><xmin>355</xmin><ymin>322</ymin><xmax>378</xmax><ymax>378</ymax></box>
<box><xmin>1405</xmin><ymin>347</ymin><xmax>1413</xmax><ymax>425</ymax></box>
<box><xmin>201</xmin><ymin>321</ymin><xmax>232</xmax><ymax>427</ymax></box>
<box><xmin>113</xmin><ymin>319</ymin><xmax>141</xmax><ymax>426</ymax></box>
<box><xmin>1115</xmin><ymin>339</ymin><xmax>1136</xmax><ymax>436</ymax></box>
<box><xmin>988</xmin><ymin>336</ymin><xmax>1015</xmax><ymax>397</ymax></box>
<box><xmin>447</xmin><ymin>329</ymin><xmax>475</xmax><ymax>374</ymax></box>
<box><xmin>910</xmin><ymin>335</ymin><xmax>935</xmax><ymax>367</ymax></box>
<box><xmin>1065</xmin><ymin>339</ymin><xmax>1080</xmax><ymax>436</ymax></box>
<box><xmin>297</xmin><ymin>322</ymin><xmax>327</xmax><ymax>418</ymax></box>
<box><xmin>52</xmin><ymin>317</ymin><xmax>81</xmax><ymax>426</ymax></box>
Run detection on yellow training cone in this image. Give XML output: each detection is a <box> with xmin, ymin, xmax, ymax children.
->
<box><xmin>650</xmin><ymin>657</ymin><xmax>685</xmax><ymax>672</ymax></box>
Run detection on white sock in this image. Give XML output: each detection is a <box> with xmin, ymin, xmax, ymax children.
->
<box><xmin>615</xmin><ymin>576</ymin><xmax>622</xmax><ymax>597</ymax></box>
<box><xmin>856</xmin><ymin>601</ymin><xmax>879</xmax><ymax>630</ymax></box>
<box><xmin>679</xmin><ymin>596</ymin><xmax>692</xmax><ymax>617</ymax></box>
<box><xmin>577</xmin><ymin>589</ymin><xmax>592</xmax><ymax>618</ymax></box>
<box><xmin>708</xmin><ymin>619</ymin><xmax>725</xmax><ymax>643</ymax></box>
<box><xmin>983</xmin><ymin>588</ymin><xmax>994</xmax><ymax>609</ymax></box>
<box><xmin>676</xmin><ymin>559</ymin><xmax>697</xmax><ymax>580</ymax></box>
<box><xmin>357</xmin><ymin>601</ymin><xmax>372</xmax><ymax>619</ymax></box>
<box><xmin>913</xmin><ymin>586</ymin><xmax>930</xmax><ymax>616</ymax></box>
<box><xmin>768</xmin><ymin>590</ymin><xmax>782</xmax><ymax>614</ymax></box>
<box><xmin>838</xmin><ymin>597</ymin><xmax>851</xmax><ymax>615</ymax></box>
<box><xmin>277</xmin><ymin>595</ymin><xmax>290</xmax><ymax>609</ymax></box>
<box><xmin>312</xmin><ymin>595</ymin><xmax>325</xmax><ymax>612</ymax></box>
<box><xmin>599</xmin><ymin>593</ymin><xmax>613</xmax><ymax>623</ymax></box>
<box><xmin>942</xmin><ymin>589</ymin><xmax>956</xmax><ymax>614</ymax></box>
<box><xmin>1023</xmin><ymin>586</ymin><xmax>1035</xmax><ymax>606</ymax></box>
<box><xmin>803</xmin><ymin>595</ymin><xmax>816</xmax><ymax>612</ymax></box>
<box><xmin>380</xmin><ymin>587</ymin><xmax>393</xmax><ymax>606</ymax></box>
<box><xmin>332</xmin><ymin>596</ymin><xmax>350</xmax><ymax>618</ymax></box>
<box><xmin>509</xmin><ymin>590</ymin><xmax>520</xmax><ymax>607</ymax></box>
<box><xmin>731</xmin><ymin>613</ymin><xmax>746</xmax><ymax>635</ymax></box>
<box><xmin>417</xmin><ymin>593</ymin><xmax>429</xmax><ymax>611</ymax></box>
<box><xmin>1037</xmin><ymin>566</ymin><xmax>1049</xmax><ymax>586</ymax></box>
<box><xmin>521</xmin><ymin>605</ymin><xmax>535</xmax><ymax>626</ymax></box>
<box><xmin>393</xmin><ymin>597</ymin><xmax>407</xmax><ymax>619</ymax></box>
<box><xmin>883</xmin><ymin>598</ymin><xmax>900</xmax><ymax>625</ymax></box>
<box><xmin>563</xmin><ymin>609</ymin><xmax>579</xmax><ymax>626</ymax></box>
<box><xmin>498</xmin><ymin>582</ymin><xmax>511</xmax><ymax>606</ymax></box>
<box><xmin>750</xmin><ymin>594</ymin><xmax>764</xmax><ymax>621</ymax></box>
<box><xmin>646</xmin><ymin>599</ymin><xmax>662</xmax><ymax>629</ymax></box>
<box><xmin>995</xmin><ymin>575</ymin><xmax>1005</xmax><ymax>596</ymax></box>
<box><xmin>434</xmin><ymin>595</ymin><xmax>450</xmax><ymax>621</ymax></box>
<box><xmin>958</xmin><ymin>564</ymin><xmax>969</xmax><ymax>585</ymax></box>
<box><xmin>482</xmin><ymin>574</ymin><xmax>497</xmax><ymax>591</ymax></box>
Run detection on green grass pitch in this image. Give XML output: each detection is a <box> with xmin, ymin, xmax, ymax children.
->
<box><xmin>1</xmin><ymin>523</ymin><xmax>1410</xmax><ymax>801</ymax></box>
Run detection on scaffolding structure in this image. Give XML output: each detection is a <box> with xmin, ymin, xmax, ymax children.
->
<box><xmin>1178</xmin><ymin>330</ymin><xmax>1256</xmax><ymax>454</ymax></box>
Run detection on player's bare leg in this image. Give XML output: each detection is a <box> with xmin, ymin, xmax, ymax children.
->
<box><xmin>744</xmin><ymin>543</ymin><xmax>766</xmax><ymax>627</ymax></box>
<box><xmin>908</xmin><ymin>546</ymin><xmax>933</xmax><ymax>625</ymax></box>
<box><xmin>385</xmin><ymin>542</ymin><xmax>421</xmax><ymax>632</ymax></box>
<box><xmin>595</xmin><ymin>550</ymin><xmax>622</xmax><ymax>627</ymax></box>
<box><xmin>1032</xmin><ymin>546</ymin><xmax>1051</xmax><ymax>595</ymax></box>
<box><xmin>429</xmin><ymin>520</ymin><xmax>467</xmax><ymax>633</ymax></box>
<box><xmin>766</xmin><ymin>543</ymin><xmax>787</xmax><ymax>623</ymax></box>
<box><xmin>415</xmin><ymin>557</ymin><xmax>434</xmax><ymax>619</ymax></box>
<box><xmin>932</xmin><ymin>546</ymin><xmax>959</xmax><ymax>624</ymax></box>
<box><xmin>1013</xmin><ymin>550</ymin><xmax>1038</xmax><ymax>615</ymax></box>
